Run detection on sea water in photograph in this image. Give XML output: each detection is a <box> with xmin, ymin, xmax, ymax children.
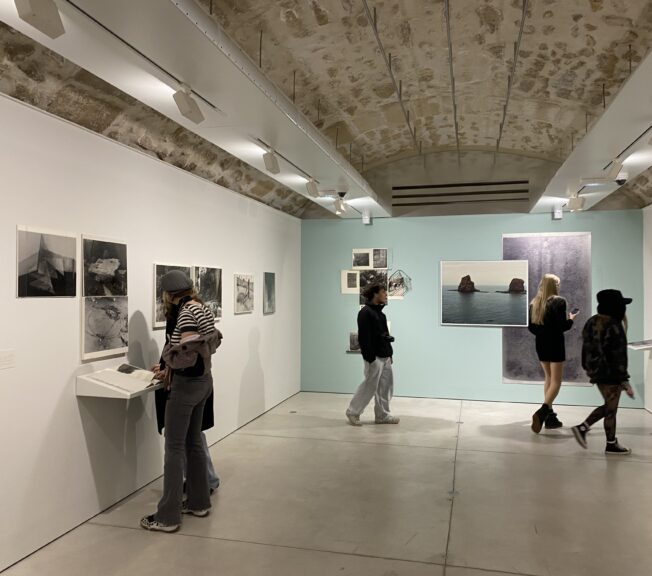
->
<box><xmin>440</xmin><ymin>260</ymin><xmax>528</xmax><ymax>327</ymax></box>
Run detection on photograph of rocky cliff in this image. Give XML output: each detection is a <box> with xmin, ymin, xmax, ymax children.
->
<box><xmin>83</xmin><ymin>237</ymin><xmax>127</xmax><ymax>297</ymax></box>
<box><xmin>440</xmin><ymin>260</ymin><xmax>528</xmax><ymax>327</ymax></box>
<box><xmin>502</xmin><ymin>232</ymin><xmax>591</xmax><ymax>384</ymax></box>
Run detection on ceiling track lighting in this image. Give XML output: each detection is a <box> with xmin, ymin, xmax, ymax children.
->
<box><xmin>334</xmin><ymin>191</ymin><xmax>348</xmax><ymax>216</ymax></box>
<box><xmin>567</xmin><ymin>196</ymin><xmax>586</xmax><ymax>212</ymax></box>
<box><xmin>173</xmin><ymin>84</ymin><xmax>205</xmax><ymax>124</ymax></box>
<box><xmin>305</xmin><ymin>179</ymin><xmax>320</xmax><ymax>198</ymax></box>
<box><xmin>15</xmin><ymin>0</ymin><xmax>65</xmax><ymax>39</ymax></box>
<box><xmin>263</xmin><ymin>150</ymin><xmax>281</xmax><ymax>175</ymax></box>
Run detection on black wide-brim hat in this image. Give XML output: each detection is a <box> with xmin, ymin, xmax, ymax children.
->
<box><xmin>597</xmin><ymin>289</ymin><xmax>632</xmax><ymax>307</ymax></box>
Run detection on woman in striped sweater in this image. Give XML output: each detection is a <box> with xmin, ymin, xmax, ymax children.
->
<box><xmin>141</xmin><ymin>270</ymin><xmax>219</xmax><ymax>533</ymax></box>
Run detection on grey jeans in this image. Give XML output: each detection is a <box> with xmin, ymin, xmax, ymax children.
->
<box><xmin>347</xmin><ymin>357</ymin><xmax>393</xmax><ymax>420</ymax></box>
<box><xmin>156</xmin><ymin>372</ymin><xmax>213</xmax><ymax>525</ymax></box>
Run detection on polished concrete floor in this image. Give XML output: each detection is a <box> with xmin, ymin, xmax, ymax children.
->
<box><xmin>6</xmin><ymin>393</ymin><xmax>652</xmax><ymax>576</ymax></box>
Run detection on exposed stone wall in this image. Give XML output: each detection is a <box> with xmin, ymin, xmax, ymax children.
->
<box><xmin>203</xmin><ymin>0</ymin><xmax>652</xmax><ymax>168</ymax></box>
<box><xmin>0</xmin><ymin>22</ymin><xmax>331</xmax><ymax>219</ymax></box>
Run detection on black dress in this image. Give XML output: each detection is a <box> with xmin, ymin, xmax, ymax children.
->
<box><xmin>528</xmin><ymin>296</ymin><xmax>574</xmax><ymax>362</ymax></box>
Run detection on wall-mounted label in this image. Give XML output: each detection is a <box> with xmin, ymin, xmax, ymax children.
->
<box><xmin>0</xmin><ymin>350</ymin><xmax>16</xmax><ymax>370</ymax></box>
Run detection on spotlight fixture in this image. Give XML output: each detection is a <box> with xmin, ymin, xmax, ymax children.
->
<box><xmin>173</xmin><ymin>84</ymin><xmax>205</xmax><ymax>124</ymax></box>
<box><xmin>15</xmin><ymin>0</ymin><xmax>65</xmax><ymax>39</ymax></box>
<box><xmin>263</xmin><ymin>150</ymin><xmax>280</xmax><ymax>175</ymax></box>
<box><xmin>334</xmin><ymin>191</ymin><xmax>347</xmax><ymax>215</ymax></box>
<box><xmin>567</xmin><ymin>196</ymin><xmax>586</xmax><ymax>212</ymax></box>
<box><xmin>305</xmin><ymin>179</ymin><xmax>319</xmax><ymax>198</ymax></box>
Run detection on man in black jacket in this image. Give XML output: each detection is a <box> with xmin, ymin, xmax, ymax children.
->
<box><xmin>345</xmin><ymin>283</ymin><xmax>400</xmax><ymax>426</ymax></box>
<box><xmin>571</xmin><ymin>289</ymin><xmax>635</xmax><ymax>455</ymax></box>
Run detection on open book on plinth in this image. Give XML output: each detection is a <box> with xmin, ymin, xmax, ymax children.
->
<box><xmin>86</xmin><ymin>364</ymin><xmax>161</xmax><ymax>394</ymax></box>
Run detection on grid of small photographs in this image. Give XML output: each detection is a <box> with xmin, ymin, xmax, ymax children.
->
<box><xmin>344</xmin><ymin>248</ymin><xmax>392</xmax><ymax>303</ymax></box>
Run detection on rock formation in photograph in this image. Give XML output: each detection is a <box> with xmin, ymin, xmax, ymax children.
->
<box><xmin>457</xmin><ymin>275</ymin><xmax>478</xmax><ymax>293</ymax></box>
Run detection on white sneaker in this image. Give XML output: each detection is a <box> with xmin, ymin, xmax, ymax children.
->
<box><xmin>140</xmin><ymin>514</ymin><xmax>180</xmax><ymax>532</ymax></box>
<box><xmin>375</xmin><ymin>415</ymin><xmax>400</xmax><ymax>424</ymax></box>
<box><xmin>346</xmin><ymin>412</ymin><xmax>362</xmax><ymax>426</ymax></box>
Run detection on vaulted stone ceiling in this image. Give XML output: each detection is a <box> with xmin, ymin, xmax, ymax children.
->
<box><xmin>0</xmin><ymin>22</ymin><xmax>332</xmax><ymax>219</ymax></box>
<box><xmin>201</xmin><ymin>0</ymin><xmax>652</xmax><ymax>169</ymax></box>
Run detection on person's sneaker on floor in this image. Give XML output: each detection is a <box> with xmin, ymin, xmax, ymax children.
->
<box><xmin>605</xmin><ymin>439</ymin><xmax>631</xmax><ymax>455</ymax></box>
<box><xmin>531</xmin><ymin>403</ymin><xmax>550</xmax><ymax>434</ymax></box>
<box><xmin>571</xmin><ymin>424</ymin><xmax>589</xmax><ymax>449</ymax></box>
<box><xmin>140</xmin><ymin>514</ymin><xmax>180</xmax><ymax>532</ymax></box>
<box><xmin>181</xmin><ymin>501</ymin><xmax>210</xmax><ymax>517</ymax></box>
<box><xmin>346</xmin><ymin>411</ymin><xmax>362</xmax><ymax>426</ymax></box>
<box><xmin>375</xmin><ymin>415</ymin><xmax>400</xmax><ymax>424</ymax></box>
<box><xmin>544</xmin><ymin>411</ymin><xmax>563</xmax><ymax>429</ymax></box>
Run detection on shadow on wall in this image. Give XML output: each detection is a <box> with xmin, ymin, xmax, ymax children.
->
<box><xmin>128</xmin><ymin>310</ymin><xmax>161</xmax><ymax>369</ymax></box>
<box><xmin>77</xmin><ymin>310</ymin><xmax>163</xmax><ymax>510</ymax></box>
<box><xmin>238</xmin><ymin>327</ymin><xmax>266</xmax><ymax>426</ymax></box>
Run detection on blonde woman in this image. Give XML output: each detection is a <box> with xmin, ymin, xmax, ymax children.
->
<box><xmin>528</xmin><ymin>274</ymin><xmax>578</xmax><ymax>433</ymax></box>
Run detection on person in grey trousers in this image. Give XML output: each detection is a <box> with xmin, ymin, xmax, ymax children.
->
<box><xmin>346</xmin><ymin>283</ymin><xmax>400</xmax><ymax>426</ymax></box>
<box><xmin>141</xmin><ymin>270</ymin><xmax>222</xmax><ymax>532</ymax></box>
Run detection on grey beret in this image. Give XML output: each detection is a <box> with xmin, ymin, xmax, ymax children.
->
<box><xmin>160</xmin><ymin>270</ymin><xmax>193</xmax><ymax>293</ymax></box>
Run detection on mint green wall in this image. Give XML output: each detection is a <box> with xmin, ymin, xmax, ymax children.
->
<box><xmin>301</xmin><ymin>210</ymin><xmax>645</xmax><ymax>408</ymax></box>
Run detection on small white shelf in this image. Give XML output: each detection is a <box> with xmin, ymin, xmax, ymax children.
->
<box><xmin>628</xmin><ymin>340</ymin><xmax>652</xmax><ymax>351</ymax></box>
<box><xmin>76</xmin><ymin>369</ymin><xmax>163</xmax><ymax>399</ymax></box>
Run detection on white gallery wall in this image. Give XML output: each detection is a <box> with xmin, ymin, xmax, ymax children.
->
<box><xmin>644</xmin><ymin>205</ymin><xmax>652</xmax><ymax>413</ymax></box>
<box><xmin>0</xmin><ymin>94</ymin><xmax>302</xmax><ymax>570</ymax></box>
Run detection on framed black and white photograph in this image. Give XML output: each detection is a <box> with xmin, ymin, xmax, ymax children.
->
<box><xmin>348</xmin><ymin>332</ymin><xmax>361</xmax><ymax>353</ymax></box>
<box><xmin>17</xmin><ymin>226</ymin><xmax>77</xmax><ymax>298</ymax></box>
<box><xmin>193</xmin><ymin>266</ymin><xmax>222</xmax><ymax>320</ymax></box>
<box><xmin>340</xmin><ymin>270</ymin><xmax>359</xmax><ymax>294</ymax></box>
<box><xmin>82</xmin><ymin>236</ymin><xmax>127</xmax><ymax>297</ymax></box>
<box><xmin>263</xmin><ymin>272</ymin><xmax>276</xmax><ymax>315</ymax></box>
<box><xmin>234</xmin><ymin>273</ymin><xmax>254</xmax><ymax>314</ymax></box>
<box><xmin>82</xmin><ymin>296</ymin><xmax>128</xmax><ymax>360</ymax></box>
<box><xmin>373</xmin><ymin>248</ymin><xmax>388</xmax><ymax>269</ymax></box>
<box><xmin>440</xmin><ymin>260</ymin><xmax>529</xmax><ymax>327</ymax></box>
<box><xmin>359</xmin><ymin>269</ymin><xmax>388</xmax><ymax>304</ymax></box>
<box><xmin>153</xmin><ymin>263</ymin><xmax>192</xmax><ymax>328</ymax></box>
<box><xmin>352</xmin><ymin>248</ymin><xmax>373</xmax><ymax>270</ymax></box>
<box><xmin>502</xmin><ymin>232</ymin><xmax>592</xmax><ymax>384</ymax></box>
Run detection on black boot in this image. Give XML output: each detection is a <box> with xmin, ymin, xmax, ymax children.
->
<box><xmin>531</xmin><ymin>403</ymin><xmax>550</xmax><ymax>434</ymax></box>
<box><xmin>544</xmin><ymin>411</ymin><xmax>563</xmax><ymax>429</ymax></box>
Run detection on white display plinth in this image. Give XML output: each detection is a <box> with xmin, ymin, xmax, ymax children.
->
<box><xmin>76</xmin><ymin>368</ymin><xmax>163</xmax><ymax>399</ymax></box>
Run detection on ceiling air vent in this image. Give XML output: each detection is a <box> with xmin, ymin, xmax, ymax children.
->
<box><xmin>392</xmin><ymin>180</ymin><xmax>529</xmax><ymax>207</ymax></box>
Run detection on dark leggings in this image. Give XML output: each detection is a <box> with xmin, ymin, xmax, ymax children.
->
<box><xmin>584</xmin><ymin>384</ymin><xmax>623</xmax><ymax>442</ymax></box>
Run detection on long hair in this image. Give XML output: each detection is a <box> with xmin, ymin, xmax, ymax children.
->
<box><xmin>530</xmin><ymin>274</ymin><xmax>560</xmax><ymax>325</ymax></box>
<box><xmin>163</xmin><ymin>288</ymin><xmax>202</xmax><ymax>319</ymax></box>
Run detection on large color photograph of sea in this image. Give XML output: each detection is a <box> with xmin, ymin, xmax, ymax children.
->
<box><xmin>440</xmin><ymin>260</ymin><xmax>529</xmax><ymax>327</ymax></box>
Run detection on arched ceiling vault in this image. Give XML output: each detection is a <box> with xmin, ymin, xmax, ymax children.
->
<box><xmin>202</xmin><ymin>0</ymin><xmax>652</xmax><ymax>171</ymax></box>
